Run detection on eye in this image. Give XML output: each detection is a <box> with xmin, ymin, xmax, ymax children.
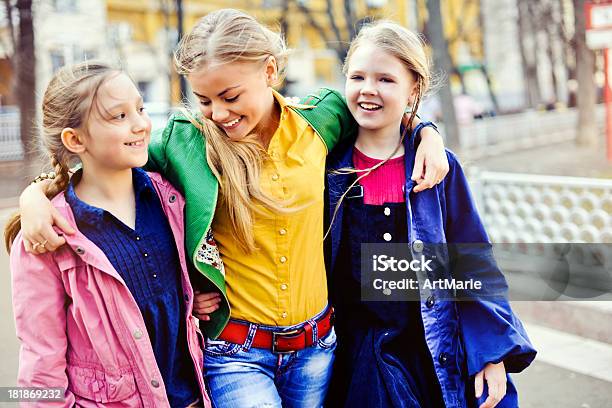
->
<box><xmin>350</xmin><ymin>75</ymin><xmax>364</xmax><ymax>81</ymax></box>
<box><xmin>139</xmin><ymin>106</ymin><xmax>146</xmax><ymax>113</ymax></box>
<box><xmin>200</xmin><ymin>100</ymin><xmax>211</xmax><ymax>106</ymax></box>
<box><xmin>380</xmin><ymin>77</ymin><xmax>394</xmax><ymax>83</ymax></box>
<box><xmin>113</xmin><ymin>113</ymin><xmax>126</xmax><ymax>120</ymax></box>
<box><xmin>225</xmin><ymin>95</ymin><xmax>239</xmax><ymax>103</ymax></box>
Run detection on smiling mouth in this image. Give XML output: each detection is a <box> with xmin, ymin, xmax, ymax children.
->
<box><xmin>358</xmin><ymin>102</ymin><xmax>382</xmax><ymax>111</ymax></box>
<box><xmin>220</xmin><ymin>117</ymin><xmax>243</xmax><ymax>129</ymax></box>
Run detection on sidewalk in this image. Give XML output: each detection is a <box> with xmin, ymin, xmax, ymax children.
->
<box><xmin>461</xmin><ymin>139</ymin><xmax>612</xmax><ymax>179</ymax></box>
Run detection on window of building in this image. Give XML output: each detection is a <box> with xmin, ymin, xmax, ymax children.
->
<box><xmin>54</xmin><ymin>0</ymin><xmax>77</xmax><ymax>13</ymax></box>
<box><xmin>137</xmin><ymin>81</ymin><xmax>152</xmax><ymax>102</ymax></box>
<box><xmin>50</xmin><ymin>50</ymin><xmax>66</xmax><ymax>73</ymax></box>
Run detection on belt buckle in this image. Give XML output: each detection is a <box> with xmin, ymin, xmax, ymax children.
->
<box><xmin>271</xmin><ymin>329</ymin><xmax>300</xmax><ymax>354</ymax></box>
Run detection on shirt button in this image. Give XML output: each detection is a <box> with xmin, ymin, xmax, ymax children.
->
<box><xmin>426</xmin><ymin>295</ymin><xmax>435</xmax><ymax>308</ymax></box>
<box><xmin>143</xmin><ymin>253</ymin><xmax>149</xmax><ymax>257</ymax></box>
<box><xmin>184</xmin><ymin>294</ymin><xmax>189</xmax><ymax>301</ymax></box>
<box><xmin>136</xmin><ymin>236</ymin><xmax>141</xmax><ymax>241</ymax></box>
<box><xmin>438</xmin><ymin>352</ymin><xmax>449</xmax><ymax>366</ymax></box>
<box><xmin>133</xmin><ymin>329</ymin><xmax>143</xmax><ymax>339</ymax></box>
<box><xmin>153</xmin><ymin>274</ymin><xmax>157</xmax><ymax>278</ymax></box>
<box><xmin>279</xmin><ymin>228</ymin><xmax>287</xmax><ymax>236</ymax></box>
<box><xmin>151</xmin><ymin>379</ymin><xmax>160</xmax><ymax>388</ymax></box>
<box><xmin>412</xmin><ymin>240</ymin><xmax>424</xmax><ymax>252</ymax></box>
<box><xmin>281</xmin><ymin>312</ymin><xmax>287</xmax><ymax>318</ymax></box>
<box><xmin>384</xmin><ymin>207</ymin><xmax>391</xmax><ymax>216</ymax></box>
<box><xmin>75</xmin><ymin>246</ymin><xmax>85</xmax><ymax>255</ymax></box>
<box><xmin>280</xmin><ymin>284</ymin><xmax>288</xmax><ymax>291</ymax></box>
<box><xmin>169</xmin><ymin>194</ymin><xmax>177</xmax><ymax>203</ymax></box>
<box><xmin>279</xmin><ymin>256</ymin><xmax>287</xmax><ymax>263</ymax></box>
<box><xmin>272</xmin><ymin>174</ymin><xmax>279</xmax><ymax>181</ymax></box>
<box><xmin>383</xmin><ymin>233</ymin><xmax>392</xmax><ymax>242</ymax></box>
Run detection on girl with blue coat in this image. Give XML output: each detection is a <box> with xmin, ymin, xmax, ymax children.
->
<box><xmin>325</xmin><ymin>21</ymin><xmax>536</xmax><ymax>408</ymax></box>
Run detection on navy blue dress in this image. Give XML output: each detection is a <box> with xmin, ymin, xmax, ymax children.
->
<box><xmin>328</xmin><ymin>190</ymin><xmax>446</xmax><ymax>408</ymax></box>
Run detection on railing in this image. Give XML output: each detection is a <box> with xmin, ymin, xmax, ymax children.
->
<box><xmin>0</xmin><ymin>108</ymin><xmax>23</xmax><ymax>161</ymax></box>
<box><xmin>469</xmin><ymin>170</ymin><xmax>612</xmax><ymax>244</ymax></box>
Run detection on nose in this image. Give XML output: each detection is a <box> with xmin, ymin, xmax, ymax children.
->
<box><xmin>132</xmin><ymin>110</ymin><xmax>150</xmax><ymax>133</ymax></box>
<box><xmin>211</xmin><ymin>104</ymin><xmax>230</xmax><ymax>122</ymax></box>
<box><xmin>360</xmin><ymin>78</ymin><xmax>377</xmax><ymax>96</ymax></box>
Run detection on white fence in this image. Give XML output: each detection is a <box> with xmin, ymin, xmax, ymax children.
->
<box><xmin>0</xmin><ymin>108</ymin><xmax>23</xmax><ymax>161</ymax></box>
<box><xmin>469</xmin><ymin>170</ymin><xmax>612</xmax><ymax>244</ymax></box>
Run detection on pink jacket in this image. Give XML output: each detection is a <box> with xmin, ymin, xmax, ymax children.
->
<box><xmin>10</xmin><ymin>173</ymin><xmax>211</xmax><ymax>408</ymax></box>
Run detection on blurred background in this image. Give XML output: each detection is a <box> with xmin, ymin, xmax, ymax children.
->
<box><xmin>1</xmin><ymin>0</ymin><xmax>611</xmax><ymax>406</ymax></box>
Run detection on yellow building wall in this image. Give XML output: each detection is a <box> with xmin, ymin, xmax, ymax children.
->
<box><xmin>105</xmin><ymin>0</ymin><xmax>482</xmax><ymax>103</ymax></box>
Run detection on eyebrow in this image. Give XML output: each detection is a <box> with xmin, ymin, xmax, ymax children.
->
<box><xmin>106</xmin><ymin>96</ymin><xmax>144</xmax><ymax>111</ymax></box>
<box><xmin>349</xmin><ymin>69</ymin><xmax>398</xmax><ymax>78</ymax></box>
<box><xmin>193</xmin><ymin>85</ymin><xmax>240</xmax><ymax>99</ymax></box>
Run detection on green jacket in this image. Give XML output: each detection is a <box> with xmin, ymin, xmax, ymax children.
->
<box><xmin>146</xmin><ymin>88</ymin><xmax>356</xmax><ymax>338</ymax></box>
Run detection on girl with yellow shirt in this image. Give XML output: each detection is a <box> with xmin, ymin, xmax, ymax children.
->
<box><xmin>18</xmin><ymin>9</ymin><xmax>449</xmax><ymax>408</ymax></box>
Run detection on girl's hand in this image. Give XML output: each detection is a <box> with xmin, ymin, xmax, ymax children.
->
<box><xmin>20</xmin><ymin>181</ymin><xmax>75</xmax><ymax>254</ymax></box>
<box><xmin>193</xmin><ymin>291</ymin><xmax>222</xmax><ymax>321</ymax></box>
<box><xmin>475</xmin><ymin>361</ymin><xmax>507</xmax><ymax>408</ymax></box>
<box><xmin>411</xmin><ymin>126</ymin><xmax>449</xmax><ymax>193</ymax></box>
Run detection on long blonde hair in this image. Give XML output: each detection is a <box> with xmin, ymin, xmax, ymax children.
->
<box><xmin>174</xmin><ymin>9</ymin><xmax>291</xmax><ymax>253</ymax></box>
<box><xmin>4</xmin><ymin>62</ymin><xmax>121</xmax><ymax>252</ymax></box>
<box><xmin>326</xmin><ymin>20</ymin><xmax>433</xmax><ymax>238</ymax></box>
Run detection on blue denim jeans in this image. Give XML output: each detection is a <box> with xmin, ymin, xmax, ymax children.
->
<box><xmin>204</xmin><ymin>310</ymin><xmax>337</xmax><ymax>408</ymax></box>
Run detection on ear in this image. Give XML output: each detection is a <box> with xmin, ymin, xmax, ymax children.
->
<box><xmin>264</xmin><ymin>56</ymin><xmax>278</xmax><ymax>86</ymax></box>
<box><xmin>407</xmin><ymin>77</ymin><xmax>420</xmax><ymax>107</ymax></box>
<box><xmin>61</xmin><ymin>128</ymin><xmax>86</xmax><ymax>154</ymax></box>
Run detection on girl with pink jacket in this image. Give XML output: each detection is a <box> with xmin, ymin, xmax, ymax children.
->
<box><xmin>5</xmin><ymin>62</ymin><xmax>210</xmax><ymax>408</ymax></box>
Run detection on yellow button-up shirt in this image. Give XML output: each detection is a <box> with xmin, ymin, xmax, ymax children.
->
<box><xmin>212</xmin><ymin>91</ymin><xmax>328</xmax><ymax>325</ymax></box>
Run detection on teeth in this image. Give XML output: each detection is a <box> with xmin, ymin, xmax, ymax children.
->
<box><xmin>221</xmin><ymin>117</ymin><xmax>241</xmax><ymax>128</ymax></box>
<box><xmin>359</xmin><ymin>103</ymin><xmax>381</xmax><ymax>110</ymax></box>
<box><xmin>125</xmin><ymin>141</ymin><xmax>143</xmax><ymax>146</ymax></box>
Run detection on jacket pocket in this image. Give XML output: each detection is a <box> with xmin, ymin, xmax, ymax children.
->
<box><xmin>66</xmin><ymin>364</ymin><xmax>140</xmax><ymax>404</ymax></box>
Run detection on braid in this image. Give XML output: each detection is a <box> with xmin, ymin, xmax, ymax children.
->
<box><xmin>44</xmin><ymin>154</ymin><xmax>71</xmax><ymax>200</ymax></box>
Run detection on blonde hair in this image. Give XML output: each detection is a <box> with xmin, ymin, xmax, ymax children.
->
<box><xmin>4</xmin><ymin>62</ymin><xmax>121</xmax><ymax>252</ymax></box>
<box><xmin>327</xmin><ymin>20</ymin><xmax>433</xmax><ymax>238</ymax></box>
<box><xmin>174</xmin><ymin>9</ymin><xmax>291</xmax><ymax>253</ymax></box>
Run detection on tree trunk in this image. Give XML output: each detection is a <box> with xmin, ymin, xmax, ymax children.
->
<box><xmin>425</xmin><ymin>0</ymin><xmax>460</xmax><ymax>151</ymax></box>
<box><xmin>518</xmin><ymin>0</ymin><xmax>542</xmax><ymax>109</ymax></box>
<box><xmin>573</xmin><ymin>0</ymin><xmax>598</xmax><ymax>146</ymax></box>
<box><xmin>15</xmin><ymin>0</ymin><xmax>36</xmax><ymax>162</ymax></box>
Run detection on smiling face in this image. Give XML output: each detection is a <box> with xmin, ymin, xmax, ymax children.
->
<box><xmin>79</xmin><ymin>73</ymin><xmax>151</xmax><ymax>170</ymax></box>
<box><xmin>345</xmin><ymin>41</ymin><xmax>418</xmax><ymax>136</ymax></box>
<box><xmin>188</xmin><ymin>59</ymin><xmax>278</xmax><ymax>142</ymax></box>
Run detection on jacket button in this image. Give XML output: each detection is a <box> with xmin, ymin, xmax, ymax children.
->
<box><xmin>133</xmin><ymin>329</ymin><xmax>143</xmax><ymax>339</ymax></box>
<box><xmin>438</xmin><ymin>352</ymin><xmax>449</xmax><ymax>366</ymax></box>
<box><xmin>151</xmin><ymin>379</ymin><xmax>160</xmax><ymax>388</ymax></box>
<box><xmin>412</xmin><ymin>240</ymin><xmax>424</xmax><ymax>252</ymax></box>
<box><xmin>384</xmin><ymin>207</ymin><xmax>391</xmax><ymax>216</ymax></box>
<box><xmin>169</xmin><ymin>194</ymin><xmax>177</xmax><ymax>203</ymax></box>
<box><xmin>383</xmin><ymin>233</ymin><xmax>392</xmax><ymax>242</ymax></box>
<box><xmin>426</xmin><ymin>295</ymin><xmax>435</xmax><ymax>308</ymax></box>
<box><xmin>75</xmin><ymin>246</ymin><xmax>85</xmax><ymax>255</ymax></box>
<box><xmin>279</xmin><ymin>256</ymin><xmax>287</xmax><ymax>263</ymax></box>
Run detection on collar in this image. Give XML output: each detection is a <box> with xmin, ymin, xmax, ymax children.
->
<box><xmin>271</xmin><ymin>89</ymin><xmax>315</xmax><ymax>111</ymax></box>
<box><xmin>65</xmin><ymin>167</ymin><xmax>154</xmax><ymax>229</ymax></box>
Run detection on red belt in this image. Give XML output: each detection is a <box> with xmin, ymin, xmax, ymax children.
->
<box><xmin>218</xmin><ymin>307</ymin><xmax>334</xmax><ymax>354</ymax></box>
